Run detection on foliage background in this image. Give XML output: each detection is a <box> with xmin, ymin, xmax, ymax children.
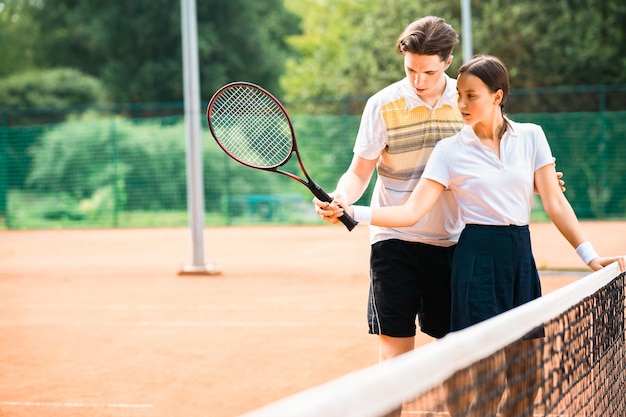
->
<box><xmin>0</xmin><ymin>0</ymin><xmax>625</xmax><ymax>229</ymax></box>
<box><xmin>281</xmin><ymin>0</ymin><xmax>626</xmax><ymax>103</ymax></box>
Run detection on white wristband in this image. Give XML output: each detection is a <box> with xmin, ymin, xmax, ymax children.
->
<box><xmin>352</xmin><ymin>205</ymin><xmax>372</xmax><ymax>225</ymax></box>
<box><xmin>575</xmin><ymin>241</ymin><xmax>599</xmax><ymax>265</ymax></box>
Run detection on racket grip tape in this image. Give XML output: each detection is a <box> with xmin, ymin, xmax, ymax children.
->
<box><xmin>311</xmin><ymin>186</ymin><xmax>358</xmax><ymax>232</ymax></box>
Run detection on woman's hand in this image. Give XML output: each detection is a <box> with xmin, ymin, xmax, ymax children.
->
<box><xmin>588</xmin><ymin>256</ymin><xmax>626</xmax><ymax>272</ymax></box>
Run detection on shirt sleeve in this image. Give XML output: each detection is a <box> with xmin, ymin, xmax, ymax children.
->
<box><xmin>353</xmin><ymin>97</ymin><xmax>388</xmax><ymax>160</ymax></box>
<box><xmin>422</xmin><ymin>139</ymin><xmax>451</xmax><ymax>188</ymax></box>
<box><xmin>533</xmin><ymin>125</ymin><xmax>554</xmax><ymax>171</ymax></box>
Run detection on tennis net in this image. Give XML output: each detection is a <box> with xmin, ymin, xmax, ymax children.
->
<box><xmin>240</xmin><ymin>262</ymin><xmax>625</xmax><ymax>417</ymax></box>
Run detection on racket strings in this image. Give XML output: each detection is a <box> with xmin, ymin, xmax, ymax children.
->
<box><xmin>210</xmin><ymin>86</ymin><xmax>293</xmax><ymax>168</ymax></box>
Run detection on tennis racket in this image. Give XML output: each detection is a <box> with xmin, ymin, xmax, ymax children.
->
<box><xmin>206</xmin><ymin>82</ymin><xmax>357</xmax><ymax>231</ymax></box>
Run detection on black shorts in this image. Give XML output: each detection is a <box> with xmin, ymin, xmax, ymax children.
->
<box><xmin>450</xmin><ymin>224</ymin><xmax>543</xmax><ymax>336</ymax></box>
<box><xmin>368</xmin><ymin>239</ymin><xmax>455</xmax><ymax>338</ymax></box>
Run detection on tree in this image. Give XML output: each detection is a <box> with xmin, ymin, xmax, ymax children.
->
<box><xmin>27</xmin><ymin>0</ymin><xmax>300</xmax><ymax>103</ymax></box>
<box><xmin>470</xmin><ymin>0</ymin><xmax>626</xmax><ymax>88</ymax></box>
<box><xmin>280</xmin><ymin>0</ymin><xmax>462</xmax><ymax>105</ymax></box>
<box><xmin>281</xmin><ymin>0</ymin><xmax>626</xmax><ymax>108</ymax></box>
<box><xmin>0</xmin><ymin>0</ymin><xmax>40</xmax><ymax>77</ymax></box>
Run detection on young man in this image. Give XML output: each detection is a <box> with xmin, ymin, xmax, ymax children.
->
<box><xmin>314</xmin><ymin>16</ymin><xmax>463</xmax><ymax>361</ymax></box>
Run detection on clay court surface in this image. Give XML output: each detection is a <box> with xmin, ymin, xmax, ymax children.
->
<box><xmin>0</xmin><ymin>222</ymin><xmax>624</xmax><ymax>417</ymax></box>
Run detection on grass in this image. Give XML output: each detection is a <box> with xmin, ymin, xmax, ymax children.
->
<box><xmin>1</xmin><ymin>190</ymin><xmax>323</xmax><ymax>230</ymax></box>
<box><xmin>0</xmin><ymin>191</ymin><xmax>609</xmax><ymax>231</ymax></box>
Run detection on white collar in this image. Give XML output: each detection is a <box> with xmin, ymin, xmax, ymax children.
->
<box><xmin>403</xmin><ymin>73</ymin><xmax>458</xmax><ymax>110</ymax></box>
<box><xmin>459</xmin><ymin>117</ymin><xmax>518</xmax><ymax>144</ymax></box>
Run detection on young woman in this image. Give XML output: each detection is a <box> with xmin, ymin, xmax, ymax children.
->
<box><xmin>338</xmin><ymin>55</ymin><xmax>625</xmax><ymax>417</ymax></box>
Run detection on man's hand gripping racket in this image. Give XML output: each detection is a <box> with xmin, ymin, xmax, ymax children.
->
<box><xmin>206</xmin><ymin>82</ymin><xmax>358</xmax><ymax>231</ymax></box>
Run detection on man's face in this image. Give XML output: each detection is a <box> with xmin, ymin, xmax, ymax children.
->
<box><xmin>403</xmin><ymin>53</ymin><xmax>452</xmax><ymax>103</ymax></box>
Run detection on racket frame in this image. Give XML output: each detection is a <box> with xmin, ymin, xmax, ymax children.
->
<box><xmin>207</xmin><ymin>82</ymin><xmax>357</xmax><ymax>231</ymax></box>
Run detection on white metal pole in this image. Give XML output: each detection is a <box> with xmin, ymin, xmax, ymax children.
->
<box><xmin>461</xmin><ymin>0</ymin><xmax>473</xmax><ymax>63</ymax></box>
<box><xmin>179</xmin><ymin>0</ymin><xmax>219</xmax><ymax>275</ymax></box>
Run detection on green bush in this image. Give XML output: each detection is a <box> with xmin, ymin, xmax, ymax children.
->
<box><xmin>24</xmin><ymin>114</ymin><xmax>292</xmax><ymax>218</ymax></box>
<box><xmin>0</xmin><ymin>68</ymin><xmax>105</xmax><ymax>105</ymax></box>
<box><xmin>0</xmin><ymin>67</ymin><xmax>106</xmax><ymax>114</ymax></box>
<box><xmin>27</xmin><ymin>114</ymin><xmax>185</xmax><ymax>211</ymax></box>
<box><xmin>0</xmin><ymin>68</ymin><xmax>109</xmax><ymax>192</ymax></box>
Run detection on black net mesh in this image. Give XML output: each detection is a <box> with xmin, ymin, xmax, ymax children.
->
<box><xmin>240</xmin><ymin>265</ymin><xmax>626</xmax><ymax>417</ymax></box>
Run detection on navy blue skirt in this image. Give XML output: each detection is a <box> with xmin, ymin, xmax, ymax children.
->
<box><xmin>450</xmin><ymin>224</ymin><xmax>543</xmax><ymax>336</ymax></box>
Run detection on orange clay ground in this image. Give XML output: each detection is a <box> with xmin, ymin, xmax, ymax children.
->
<box><xmin>0</xmin><ymin>222</ymin><xmax>624</xmax><ymax>417</ymax></box>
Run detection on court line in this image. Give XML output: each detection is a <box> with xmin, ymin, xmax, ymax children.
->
<box><xmin>0</xmin><ymin>320</ymin><xmax>360</xmax><ymax>328</ymax></box>
<box><xmin>10</xmin><ymin>303</ymin><xmax>349</xmax><ymax>311</ymax></box>
<box><xmin>0</xmin><ymin>401</ymin><xmax>154</xmax><ymax>408</ymax></box>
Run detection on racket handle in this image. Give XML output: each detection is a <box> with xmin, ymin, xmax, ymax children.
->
<box><xmin>311</xmin><ymin>186</ymin><xmax>358</xmax><ymax>232</ymax></box>
<box><xmin>338</xmin><ymin>210</ymin><xmax>358</xmax><ymax>231</ymax></box>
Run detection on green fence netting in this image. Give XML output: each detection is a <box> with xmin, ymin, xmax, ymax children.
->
<box><xmin>1</xmin><ymin>89</ymin><xmax>625</xmax><ymax>229</ymax></box>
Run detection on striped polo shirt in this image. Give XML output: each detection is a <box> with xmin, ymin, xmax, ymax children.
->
<box><xmin>354</xmin><ymin>74</ymin><xmax>464</xmax><ymax>246</ymax></box>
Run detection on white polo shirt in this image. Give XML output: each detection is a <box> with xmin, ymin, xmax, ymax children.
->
<box><xmin>354</xmin><ymin>74</ymin><xmax>464</xmax><ymax>246</ymax></box>
<box><xmin>422</xmin><ymin>119</ymin><xmax>554</xmax><ymax>226</ymax></box>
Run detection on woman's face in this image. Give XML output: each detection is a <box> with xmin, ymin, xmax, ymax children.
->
<box><xmin>404</xmin><ymin>53</ymin><xmax>451</xmax><ymax>103</ymax></box>
<box><xmin>456</xmin><ymin>71</ymin><xmax>500</xmax><ymax>126</ymax></box>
